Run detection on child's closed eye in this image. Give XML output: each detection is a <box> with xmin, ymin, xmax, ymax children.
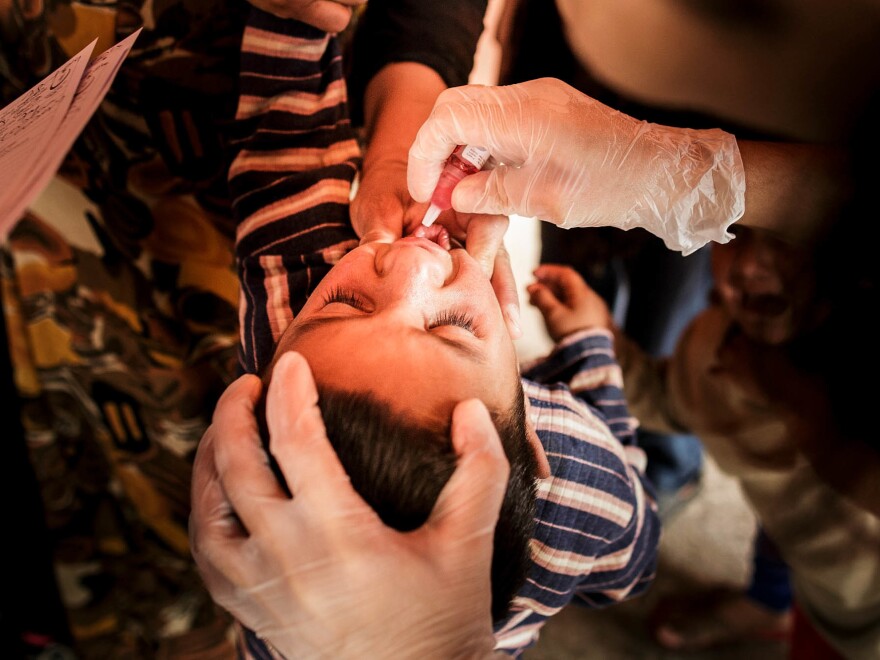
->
<box><xmin>430</xmin><ymin>310</ymin><xmax>477</xmax><ymax>334</ymax></box>
<box><xmin>322</xmin><ymin>286</ymin><xmax>368</xmax><ymax>310</ymax></box>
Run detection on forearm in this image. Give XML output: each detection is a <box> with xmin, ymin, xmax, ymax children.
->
<box><xmin>362</xmin><ymin>63</ymin><xmax>446</xmax><ymax>171</ymax></box>
<box><xmin>737</xmin><ymin>139</ymin><xmax>851</xmax><ymax>239</ymax></box>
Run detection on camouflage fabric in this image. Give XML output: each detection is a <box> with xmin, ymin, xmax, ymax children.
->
<box><xmin>1</xmin><ymin>0</ymin><xmax>248</xmax><ymax>656</ymax></box>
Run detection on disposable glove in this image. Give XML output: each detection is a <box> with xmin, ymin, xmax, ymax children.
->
<box><xmin>408</xmin><ymin>78</ymin><xmax>745</xmax><ymax>255</ymax></box>
<box><xmin>190</xmin><ymin>351</ymin><xmax>507</xmax><ymax>660</ymax></box>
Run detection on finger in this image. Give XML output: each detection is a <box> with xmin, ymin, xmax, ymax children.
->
<box><xmin>463</xmin><ymin>214</ymin><xmax>508</xmax><ymax>278</ymax></box>
<box><xmin>491</xmin><ymin>246</ymin><xmax>522</xmax><ymax>340</ymax></box>
<box><xmin>426</xmin><ymin>399</ymin><xmax>509</xmax><ymax>554</ymax></box>
<box><xmin>191</xmin><ymin>429</ymin><xmax>246</xmax><ymax>542</ymax></box>
<box><xmin>406</xmin><ymin>87</ymin><xmax>499</xmax><ymax>202</ymax></box>
<box><xmin>189</xmin><ymin>466</ymin><xmax>244</xmax><ymax>612</ymax></box>
<box><xmin>211</xmin><ymin>372</ymin><xmax>262</xmax><ymax>425</ymax></box>
<box><xmin>527</xmin><ymin>281</ymin><xmax>564</xmax><ymax>316</ymax></box>
<box><xmin>453</xmin><ymin>157</ymin><xmax>567</xmax><ymax>225</ymax></box>
<box><xmin>350</xmin><ymin>188</ymin><xmax>406</xmax><ymax>244</ymax></box>
<box><xmin>210</xmin><ymin>375</ymin><xmax>290</xmax><ymax>531</ymax></box>
<box><xmin>190</xmin><ymin>539</ymin><xmax>242</xmax><ymax>614</ymax></box>
<box><xmin>193</xmin><ymin>374</ymin><xmax>261</xmax><ymax>535</ymax></box>
<box><xmin>266</xmin><ymin>352</ymin><xmax>365</xmax><ymax>509</ymax></box>
<box><xmin>295</xmin><ymin>2</ymin><xmax>360</xmax><ymax>33</ymax></box>
<box><xmin>533</xmin><ymin>264</ymin><xmax>583</xmax><ymax>302</ymax></box>
<box><xmin>190</xmin><ymin>427</ymin><xmax>254</xmax><ymax>602</ymax></box>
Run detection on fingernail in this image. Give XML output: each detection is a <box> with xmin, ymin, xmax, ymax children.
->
<box><xmin>505</xmin><ymin>304</ymin><xmax>522</xmax><ymax>338</ymax></box>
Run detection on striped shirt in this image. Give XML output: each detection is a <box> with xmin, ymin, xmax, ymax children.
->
<box><xmin>229</xmin><ymin>10</ymin><xmax>659</xmax><ymax>657</ymax></box>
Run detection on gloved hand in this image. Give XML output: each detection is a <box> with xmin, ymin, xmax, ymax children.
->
<box><xmin>190</xmin><ymin>351</ymin><xmax>507</xmax><ymax>660</ymax></box>
<box><xmin>352</xmin><ymin>151</ymin><xmax>522</xmax><ymax>337</ymax></box>
<box><xmin>527</xmin><ymin>264</ymin><xmax>614</xmax><ymax>342</ymax></box>
<box><xmin>408</xmin><ymin>78</ymin><xmax>745</xmax><ymax>255</ymax></box>
<box><xmin>243</xmin><ymin>0</ymin><xmax>365</xmax><ymax>31</ymax></box>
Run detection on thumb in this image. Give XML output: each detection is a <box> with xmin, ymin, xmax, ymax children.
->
<box><xmin>527</xmin><ymin>282</ymin><xmax>563</xmax><ymax>316</ymax></box>
<box><xmin>464</xmin><ymin>215</ymin><xmax>508</xmax><ymax>278</ymax></box>
<box><xmin>426</xmin><ymin>399</ymin><xmax>509</xmax><ymax>554</ymax></box>
<box><xmin>451</xmin><ymin>166</ymin><xmax>529</xmax><ymax>219</ymax></box>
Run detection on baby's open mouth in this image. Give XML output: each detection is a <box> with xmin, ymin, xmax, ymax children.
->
<box><xmin>412</xmin><ymin>222</ymin><xmax>461</xmax><ymax>250</ymax></box>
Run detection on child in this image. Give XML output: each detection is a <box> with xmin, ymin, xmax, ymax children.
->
<box><xmin>559</xmin><ymin>165</ymin><xmax>880</xmax><ymax>658</ymax></box>
<box><xmin>226</xmin><ymin>8</ymin><xmax>659</xmax><ymax>657</ymax></box>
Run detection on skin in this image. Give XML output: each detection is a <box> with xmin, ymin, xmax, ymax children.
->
<box><xmin>242</xmin><ymin>0</ymin><xmax>367</xmax><ymax>33</ymax></box>
<box><xmin>354</xmin><ymin>63</ymin><xmax>523</xmax><ymax>337</ymax></box>
<box><xmin>268</xmin><ymin>231</ymin><xmax>550</xmax><ymax>476</ymax></box>
<box><xmin>712</xmin><ymin>224</ymin><xmax>826</xmax><ymax>345</ymax></box>
<box><xmin>556</xmin><ymin>0</ymin><xmax>880</xmax><ymax>142</ymax></box>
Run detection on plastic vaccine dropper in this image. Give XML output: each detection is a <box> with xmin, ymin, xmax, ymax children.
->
<box><xmin>421</xmin><ymin>144</ymin><xmax>491</xmax><ymax>226</ymax></box>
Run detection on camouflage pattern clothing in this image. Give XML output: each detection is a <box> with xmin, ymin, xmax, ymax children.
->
<box><xmin>1</xmin><ymin>0</ymin><xmax>250</xmax><ymax>656</ymax></box>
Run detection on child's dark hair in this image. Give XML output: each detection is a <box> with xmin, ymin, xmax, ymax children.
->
<box><xmin>255</xmin><ymin>379</ymin><xmax>538</xmax><ymax>624</ymax></box>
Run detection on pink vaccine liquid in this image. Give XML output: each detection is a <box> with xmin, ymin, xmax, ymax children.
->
<box><xmin>422</xmin><ymin>144</ymin><xmax>491</xmax><ymax>226</ymax></box>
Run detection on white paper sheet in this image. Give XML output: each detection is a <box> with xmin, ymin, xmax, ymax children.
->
<box><xmin>0</xmin><ymin>28</ymin><xmax>143</xmax><ymax>239</ymax></box>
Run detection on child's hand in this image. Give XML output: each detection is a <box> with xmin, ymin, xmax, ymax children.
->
<box><xmin>527</xmin><ymin>264</ymin><xmax>614</xmax><ymax>342</ymax></box>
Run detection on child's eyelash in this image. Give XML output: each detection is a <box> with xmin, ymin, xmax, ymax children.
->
<box><xmin>323</xmin><ymin>287</ymin><xmax>366</xmax><ymax>308</ymax></box>
<box><xmin>323</xmin><ymin>288</ymin><xmax>475</xmax><ymax>333</ymax></box>
<box><xmin>432</xmin><ymin>310</ymin><xmax>477</xmax><ymax>333</ymax></box>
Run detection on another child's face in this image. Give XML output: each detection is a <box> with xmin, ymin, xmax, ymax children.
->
<box><xmin>272</xmin><ymin>235</ymin><xmax>521</xmax><ymax>424</ymax></box>
<box><xmin>712</xmin><ymin>226</ymin><xmax>820</xmax><ymax>345</ymax></box>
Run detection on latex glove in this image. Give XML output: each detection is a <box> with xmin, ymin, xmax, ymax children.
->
<box><xmin>353</xmin><ymin>62</ymin><xmax>522</xmax><ymax>337</ymax></box>
<box><xmin>244</xmin><ymin>0</ymin><xmax>366</xmax><ymax>31</ymax></box>
<box><xmin>408</xmin><ymin>78</ymin><xmax>745</xmax><ymax>256</ymax></box>
<box><xmin>190</xmin><ymin>351</ymin><xmax>507</xmax><ymax>660</ymax></box>
<box><xmin>527</xmin><ymin>264</ymin><xmax>614</xmax><ymax>342</ymax></box>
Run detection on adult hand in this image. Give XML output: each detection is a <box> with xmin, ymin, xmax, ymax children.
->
<box><xmin>408</xmin><ymin>78</ymin><xmax>745</xmax><ymax>255</ymax></box>
<box><xmin>244</xmin><ymin>0</ymin><xmax>365</xmax><ymax>32</ymax></box>
<box><xmin>190</xmin><ymin>352</ymin><xmax>508</xmax><ymax>660</ymax></box>
<box><xmin>527</xmin><ymin>264</ymin><xmax>614</xmax><ymax>342</ymax></box>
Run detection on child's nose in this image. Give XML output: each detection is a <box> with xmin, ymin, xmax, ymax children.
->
<box><xmin>374</xmin><ymin>242</ymin><xmax>452</xmax><ymax>288</ymax></box>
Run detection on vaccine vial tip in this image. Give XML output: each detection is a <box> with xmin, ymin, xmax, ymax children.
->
<box><xmin>421</xmin><ymin>204</ymin><xmax>442</xmax><ymax>227</ymax></box>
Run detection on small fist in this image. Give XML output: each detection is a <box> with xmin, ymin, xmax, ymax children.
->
<box><xmin>527</xmin><ymin>264</ymin><xmax>613</xmax><ymax>342</ymax></box>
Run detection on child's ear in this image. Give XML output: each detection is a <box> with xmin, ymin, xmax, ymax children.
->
<box><xmin>524</xmin><ymin>396</ymin><xmax>551</xmax><ymax>479</ymax></box>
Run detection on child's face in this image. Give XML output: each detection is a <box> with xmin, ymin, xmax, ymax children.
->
<box><xmin>712</xmin><ymin>225</ymin><xmax>821</xmax><ymax>345</ymax></box>
<box><xmin>271</xmin><ymin>235</ymin><xmax>521</xmax><ymax>425</ymax></box>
